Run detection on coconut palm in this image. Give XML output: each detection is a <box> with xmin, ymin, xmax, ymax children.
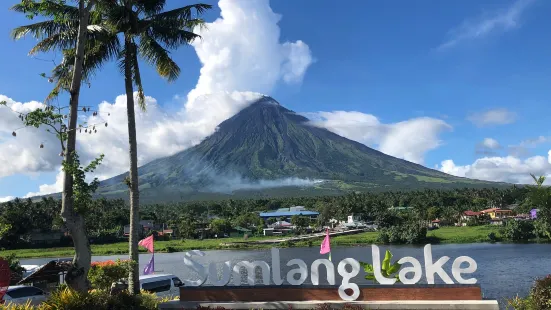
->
<box><xmin>12</xmin><ymin>0</ymin><xmax>212</xmax><ymax>294</ymax></box>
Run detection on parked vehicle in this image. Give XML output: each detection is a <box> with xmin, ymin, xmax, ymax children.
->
<box><xmin>1</xmin><ymin>285</ymin><xmax>47</xmax><ymax>305</ymax></box>
<box><xmin>139</xmin><ymin>274</ymin><xmax>183</xmax><ymax>297</ymax></box>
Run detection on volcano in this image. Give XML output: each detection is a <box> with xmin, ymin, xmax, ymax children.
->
<box><xmin>97</xmin><ymin>96</ymin><xmax>501</xmax><ymax>203</ymax></box>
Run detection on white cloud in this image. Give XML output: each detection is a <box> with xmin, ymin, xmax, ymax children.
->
<box><xmin>467</xmin><ymin>108</ymin><xmax>516</xmax><ymax>127</ymax></box>
<box><xmin>508</xmin><ymin>135</ymin><xmax>550</xmax><ymax>157</ymax></box>
<box><xmin>438</xmin><ymin>150</ymin><xmax>551</xmax><ymax>184</ymax></box>
<box><xmin>0</xmin><ymin>0</ymin><xmax>314</xmax><ymax>198</ymax></box>
<box><xmin>0</xmin><ymin>196</ymin><xmax>15</xmax><ymax>203</ymax></box>
<box><xmin>481</xmin><ymin>138</ymin><xmax>500</xmax><ymax>149</ymax></box>
<box><xmin>475</xmin><ymin>137</ymin><xmax>501</xmax><ymax>155</ymax></box>
<box><xmin>308</xmin><ymin>111</ymin><xmax>451</xmax><ymax>165</ymax></box>
<box><xmin>0</xmin><ymin>95</ymin><xmax>60</xmax><ymax>178</ymax></box>
<box><xmin>187</xmin><ymin>0</ymin><xmax>313</xmax><ymax>105</ymax></box>
<box><xmin>438</xmin><ymin>0</ymin><xmax>535</xmax><ymax>49</ymax></box>
<box><xmin>22</xmin><ymin>169</ymin><xmax>64</xmax><ymax>198</ymax></box>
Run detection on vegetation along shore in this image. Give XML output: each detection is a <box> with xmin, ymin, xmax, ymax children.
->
<box><xmin>3</xmin><ymin>225</ymin><xmax>545</xmax><ymax>259</ymax></box>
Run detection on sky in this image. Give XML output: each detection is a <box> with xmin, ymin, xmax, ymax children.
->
<box><xmin>1</xmin><ymin>0</ymin><xmax>551</xmax><ymax>201</ymax></box>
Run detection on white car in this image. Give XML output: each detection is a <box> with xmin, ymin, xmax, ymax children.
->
<box><xmin>1</xmin><ymin>285</ymin><xmax>47</xmax><ymax>306</ymax></box>
<box><xmin>139</xmin><ymin>274</ymin><xmax>183</xmax><ymax>298</ymax></box>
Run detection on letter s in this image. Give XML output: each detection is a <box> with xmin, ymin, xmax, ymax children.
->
<box><xmin>183</xmin><ymin>250</ymin><xmax>207</xmax><ymax>286</ymax></box>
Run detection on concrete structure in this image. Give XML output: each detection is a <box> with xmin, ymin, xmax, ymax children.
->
<box><xmin>161</xmin><ymin>284</ymin><xmax>499</xmax><ymax>310</ymax></box>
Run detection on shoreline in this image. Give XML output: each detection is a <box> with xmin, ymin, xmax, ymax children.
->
<box><xmin>4</xmin><ymin>226</ymin><xmax>549</xmax><ymax>260</ymax></box>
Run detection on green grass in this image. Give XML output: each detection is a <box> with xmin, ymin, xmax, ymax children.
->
<box><xmin>427</xmin><ymin>225</ymin><xmax>502</xmax><ymax>243</ymax></box>
<box><xmin>2</xmin><ymin>226</ymin><xmax>506</xmax><ymax>259</ymax></box>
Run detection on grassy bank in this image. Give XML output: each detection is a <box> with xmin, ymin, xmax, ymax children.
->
<box><xmin>2</xmin><ymin>226</ymin><xmax>506</xmax><ymax>259</ymax></box>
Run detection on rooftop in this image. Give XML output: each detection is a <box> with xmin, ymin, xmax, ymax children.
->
<box><xmin>259</xmin><ymin>210</ymin><xmax>319</xmax><ymax>217</ymax></box>
<box><xmin>481</xmin><ymin>208</ymin><xmax>512</xmax><ymax>213</ymax></box>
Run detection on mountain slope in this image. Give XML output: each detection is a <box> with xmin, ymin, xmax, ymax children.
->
<box><xmin>97</xmin><ymin>96</ymin><xmax>503</xmax><ymax>202</ymax></box>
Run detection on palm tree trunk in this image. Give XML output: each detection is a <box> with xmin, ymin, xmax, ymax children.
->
<box><xmin>125</xmin><ymin>35</ymin><xmax>141</xmax><ymax>295</ymax></box>
<box><xmin>61</xmin><ymin>0</ymin><xmax>94</xmax><ymax>293</ymax></box>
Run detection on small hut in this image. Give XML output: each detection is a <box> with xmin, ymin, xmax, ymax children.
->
<box><xmin>17</xmin><ymin>260</ymin><xmax>71</xmax><ymax>292</ymax></box>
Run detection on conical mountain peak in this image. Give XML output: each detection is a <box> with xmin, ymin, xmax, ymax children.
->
<box><xmin>97</xmin><ymin>96</ymin><xmax>501</xmax><ymax>203</ymax></box>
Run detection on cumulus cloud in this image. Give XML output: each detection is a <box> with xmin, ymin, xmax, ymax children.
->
<box><xmin>22</xmin><ymin>169</ymin><xmax>64</xmax><ymax>198</ymax></box>
<box><xmin>476</xmin><ymin>137</ymin><xmax>501</xmax><ymax>156</ymax></box>
<box><xmin>0</xmin><ymin>95</ymin><xmax>60</xmax><ymax>178</ymax></box>
<box><xmin>467</xmin><ymin>108</ymin><xmax>516</xmax><ymax>127</ymax></box>
<box><xmin>438</xmin><ymin>151</ymin><xmax>551</xmax><ymax>184</ymax></box>
<box><xmin>0</xmin><ymin>196</ymin><xmax>15</xmax><ymax>203</ymax></box>
<box><xmin>0</xmin><ymin>0</ymin><xmax>314</xmax><ymax>198</ymax></box>
<box><xmin>508</xmin><ymin>136</ymin><xmax>550</xmax><ymax>157</ymax></box>
<box><xmin>438</xmin><ymin>0</ymin><xmax>535</xmax><ymax>50</ymax></box>
<box><xmin>308</xmin><ymin>111</ymin><xmax>451</xmax><ymax>164</ymax></box>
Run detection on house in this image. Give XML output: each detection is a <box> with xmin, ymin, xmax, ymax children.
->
<box><xmin>429</xmin><ymin>219</ymin><xmax>441</xmax><ymax>228</ymax></box>
<box><xmin>461</xmin><ymin>211</ymin><xmax>482</xmax><ymax>221</ymax></box>
<box><xmin>29</xmin><ymin>230</ymin><xmax>63</xmax><ymax>246</ymax></box>
<box><xmin>123</xmin><ymin>220</ymin><xmax>163</xmax><ymax>237</ymax></box>
<box><xmin>230</xmin><ymin>226</ymin><xmax>252</xmax><ymax>238</ymax></box>
<box><xmin>531</xmin><ymin>209</ymin><xmax>539</xmax><ymax>219</ymax></box>
<box><xmin>480</xmin><ymin>208</ymin><xmax>513</xmax><ymax>219</ymax></box>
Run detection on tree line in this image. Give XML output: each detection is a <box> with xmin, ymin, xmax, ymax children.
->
<box><xmin>2</xmin><ymin>183</ymin><xmax>550</xmax><ymax>249</ymax></box>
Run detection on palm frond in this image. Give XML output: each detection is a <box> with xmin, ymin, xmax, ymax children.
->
<box><xmin>148</xmin><ymin>22</ymin><xmax>202</xmax><ymax>49</ymax></box>
<box><xmin>150</xmin><ymin>4</ymin><xmax>212</xmax><ymax>23</ymax></box>
<box><xmin>11</xmin><ymin>19</ymin><xmax>77</xmax><ymax>40</ymax></box>
<box><xmin>136</xmin><ymin>0</ymin><xmax>166</xmax><ymax>16</ymax></box>
<box><xmin>11</xmin><ymin>1</ymin><xmax>79</xmax><ymax>19</ymax></box>
<box><xmin>46</xmin><ymin>33</ymin><xmax>121</xmax><ymax>101</ymax></box>
<box><xmin>138</xmin><ymin>34</ymin><xmax>180</xmax><ymax>81</ymax></box>
<box><xmin>29</xmin><ymin>30</ymin><xmax>77</xmax><ymax>55</ymax></box>
<box><xmin>132</xmin><ymin>46</ymin><xmax>146</xmax><ymax>111</ymax></box>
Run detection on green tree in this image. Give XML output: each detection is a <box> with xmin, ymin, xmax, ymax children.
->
<box><xmin>527</xmin><ymin>174</ymin><xmax>551</xmax><ymax>239</ymax></box>
<box><xmin>209</xmin><ymin>219</ymin><xmax>231</xmax><ymax>236</ymax></box>
<box><xmin>291</xmin><ymin>215</ymin><xmax>309</xmax><ymax>233</ymax></box>
<box><xmin>177</xmin><ymin>216</ymin><xmax>197</xmax><ymax>239</ymax></box>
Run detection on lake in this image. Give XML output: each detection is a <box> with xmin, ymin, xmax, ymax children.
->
<box><xmin>21</xmin><ymin>243</ymin><xmax>551</xmax><ymax>308</ymax></box>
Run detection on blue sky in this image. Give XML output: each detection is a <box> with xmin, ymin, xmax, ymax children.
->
<box><xmin>1</xmin><ymin>0</ymin><xmax>551</xmax><ymax>200</ymax></box>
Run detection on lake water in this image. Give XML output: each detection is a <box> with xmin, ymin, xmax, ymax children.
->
<box><xmin>21</xmin><ymin>243</ymin><xmax>551</xmax><ymax>308</ymax></box>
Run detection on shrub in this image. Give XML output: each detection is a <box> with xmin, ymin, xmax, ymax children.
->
<box><xmin>487</xmin><ymin>232</ymin><xmax>498</xmax><ymax>243</ymax></box>
<box><xmin>88</xmin><ymin>259</ymin><xmax>135</xmax><ymax>290</ymax></box>
<box><xmin>530</xmin><ymin>275</ymin><xmax>551</xmax><ymax>309</ymax></box>
<box><xmin>377</xmin><ymin>223</ymin><xmax>427</xmax><ymax>244</ymax></box>
<box><xmin>26</xmin><ymin>287</ymin><xmax>166</xmax><ymax>310</ymax></box>
<box><xmin>502</xmin><ymin>220</ymin><xmax>535</xmax><ymax>241</ymax></box>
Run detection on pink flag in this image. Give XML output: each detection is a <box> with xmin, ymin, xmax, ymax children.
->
<box><xmin>320</xmin><ymin>229</ymin><xmax>331</xmax><ymax>255</ymax></box>
<box><xmin>138</xmin><ymin>235</ymin><xmax>154</xmax><ymax>253</ymax></box>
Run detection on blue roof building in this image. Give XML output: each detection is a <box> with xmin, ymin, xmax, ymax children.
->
<box><xmin>259</xmin><ymin>210</ymin><xmax>320</xmax><ymax>218</ymax></box>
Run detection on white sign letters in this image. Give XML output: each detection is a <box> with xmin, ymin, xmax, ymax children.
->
<box><xmin>182</xmin><ymin>244</ymin><xmax>477</xmax><ymax>301</ymax></box>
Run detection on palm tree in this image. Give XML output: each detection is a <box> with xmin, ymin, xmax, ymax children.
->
<box><xmin>11</xmin><ymin>0</ymin><xmax>105</xmax><ymax>292</ymax></box>
<box><xmin>103</xmin><ymin>0</ymin><xmax>211</xmax><ymax>294</ymax></box>
<box><xmin>13</xmin><ymin>0</ymin><xmax>212</xmax><ymax>294</ymax></box>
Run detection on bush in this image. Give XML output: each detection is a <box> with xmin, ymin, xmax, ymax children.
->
<box><xmin>502</xmin><ymin>220</ymin><xmax>535</xmax><ymax>241</ymax></box>
<box><xmin>530</xmin><ymin>275</ymin><xmax>551</xmax><ymax>309</ymax></box>
<box><xmin>377</xmin><ymin>223</ymin><xmax>426</xmax><ymax>244</ymax></box>
<box><xmin>88</xmin><ymin>259</ymin><xmax>135</xmax><ymax>290</ymax></box>
<box><xmin>487</xmin><ymin>232</ymin><xmax>498</xmax><ymax>243</ymax></box>
<box><xmin>19</xmin><ymin>287</ymin><xmax>168</xmax><ymax>310</ymax></box>
<box><xmin>506</xmin><ymin>274</ymin><xmax>551</xmax><ymax>310</ymax></box>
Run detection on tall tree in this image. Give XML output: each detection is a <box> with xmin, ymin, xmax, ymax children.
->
<box><xmin>12</xmin><ymin>0</ymin><xmax>212</xmax><ymax>294</ymax></box>
<box><xmin>107</xmin><ymin>0</ymin><xmax>211</xmax><ymax>294</ymax></box>
<box><xmin>10</xmin><ymin>0</ymin><xmax>101</xmax><ymax>292</ymax></box>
